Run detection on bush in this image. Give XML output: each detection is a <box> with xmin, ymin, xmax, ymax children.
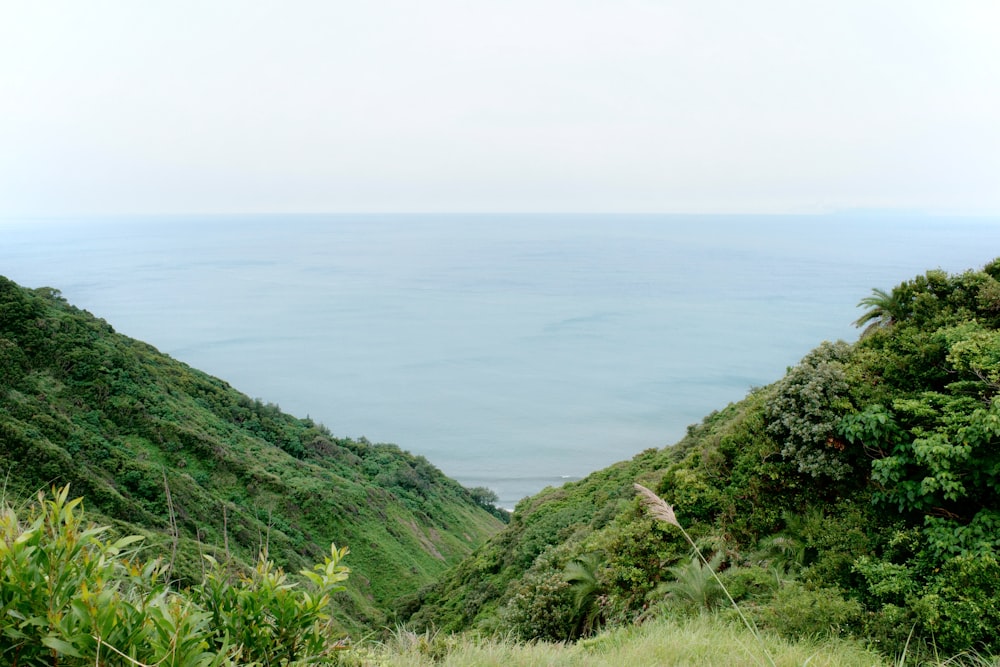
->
<box><xmin>765</xmin><ymin>341</ymin><xmax>856</xmax><ymax>480</ymax></box>
<box><xmin>656</xmin><ymin>553</ymin><xmax>725</xmax><ymax>614</ymax></box>
<box><xmin>0</xmin><ymin>486</ymin><xmax>351</xmax><ymax>666</ymax></box>
<box><xmin>500</xmin><ymin>565</ymin><xmax>576</xmax><ymax>641</ymax></box>
<box><xmin>0</xmin><ymin>486</ymin><xmax>202</xmax><ymax>666</ymax></box>
<box><xmin>719</xmin><ymin>565</ymin><xmax>782</xmax><ymax>603</ymax></box>
<box><xmin>750</xmin><ymin>582</ymin><xmax>862</xmax><ymax>640</ymax></box>
<box><xmin>912</xmin><ymin>555</ymin><xmax>1000</xmax><ymax>655</ymax></box>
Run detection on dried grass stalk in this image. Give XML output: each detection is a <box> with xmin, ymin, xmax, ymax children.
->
<box><xmin>633</xmin><ymin>483</ymin><xmax>679</xmax><ymax>528</ymax></box>
<box><xmin>633</xmin><ymin>481</ymin><xmax>776</xmax><ymax>667</ymax></box>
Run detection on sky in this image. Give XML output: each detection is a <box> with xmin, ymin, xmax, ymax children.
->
<box><xmin>2</xmin><ymin>1</ymin><xmax>999</xmax><ymax>217</ymax></box>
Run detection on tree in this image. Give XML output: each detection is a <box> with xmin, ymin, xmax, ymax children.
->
<box><xmin>467</xmin><ymin>486</ymin><xmax>511</xmax><ymax>522</ymax></box>
<box><xmin>854</xmin><ymin>287</ymin><xmax>904</xmax><ymax>337</ymax></box>
<box><xmin>468</xmin><ymin>486</ymin><xmax>499</xmax><ymax>507</ymax></box>
<box><xmin>564</xmin><ymin>552</ymin><xmax>605</xmax><ymax>637</ymax></box>
<box><xmin>765</xmin><ymin>341</ymin><xmax>855</xmax><ymax>480</ymax></box>
<box><xmin>661</xmin><ymin>553</ymin><xmax>725</xmax><ymax>612</ymax></box>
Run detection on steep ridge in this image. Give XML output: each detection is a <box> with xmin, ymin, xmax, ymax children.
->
<box><xmin>0</xmin><ymin>276</ymin><xmax>504</xmax><ymax>631</ymax></box>
<box><xmin>405</xmin><ymin>259</ymin><xmax>1000</xmax><ymax>655</ymax></box>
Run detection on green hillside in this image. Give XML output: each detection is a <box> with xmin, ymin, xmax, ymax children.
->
<box><xmin>0</xmin><ymin>276</ymin><xmax>504</xmax><ymax>632</ymax></box>
<box><xmin>405</xmin><ymin>259</ymin><xmax>1000</xmax><ymax>657</ymax></box>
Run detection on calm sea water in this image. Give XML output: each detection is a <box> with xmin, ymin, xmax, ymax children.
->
<box><xmin>2</xmin><ymin>214</ymin><xmax>999</xmax><ymax>507</ymax></box>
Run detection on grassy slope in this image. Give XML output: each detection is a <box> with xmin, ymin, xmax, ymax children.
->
<box><xmin>355</xmin><ymin>615</ymin><xmax>888</xmax><ymax>667</ymax></box>
<box><xmin>0</xmin><ymin>276</ymin><xmax>503</xmax><ymax>631</ymax></box>
<box><xmin>404</xmin><ymin>394</ymin><xmax>783</xmax><ymax>633</ymax></box>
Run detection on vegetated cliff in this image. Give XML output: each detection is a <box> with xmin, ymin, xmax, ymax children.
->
<box><xmin>0</xmin><ymin>276</ymin><xmax>504</xmax><ymax>632</ymax></box>
<box><xmin>405</xmin><ymin>259</ymin><xmax>1000</xmax><ymax>656</ymax></box>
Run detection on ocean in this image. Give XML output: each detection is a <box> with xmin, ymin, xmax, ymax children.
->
<box><xmin>2</xmin><ymin>213</ymin><xmax>999</xmax><ymax>508</ymax></box>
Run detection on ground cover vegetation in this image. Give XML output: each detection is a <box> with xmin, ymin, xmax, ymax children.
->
<box><xmin>5</xmin><ymin>260</ymin><xmax>1000</xmax><ymax>664</ymax></box>
<box><xmin>0</xmin><ymin>487</ymin><xmax>987</xmax><ymax>667</ymax></box>
<box><xmin>0</xmin><ymin>275</ymin><xmax>505</xmax><ymax>636</ymax></box>
<box><xmin>405</xmin><ymin>259</ymin><xmax>1000</xmax><ymax>661</ymax></box>
<box><xmin>347</xmin><ymin>614</ymin><xmax>892</xmax><ymax>666</ymax></box>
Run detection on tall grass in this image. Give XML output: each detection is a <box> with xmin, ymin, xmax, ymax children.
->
<box><xmin>348</xmin><ymin>614</ymin><xmax>887</xmax><ymax>667</ymax></box>
<box><xmin>352</xmin><ymin>616</ymin><xmax>999</xmax><ymax>666</ymax></box>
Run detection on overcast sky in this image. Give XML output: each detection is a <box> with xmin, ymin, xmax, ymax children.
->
<box><xmin>2</xmin><ymin>1</ymin><xmax>999</xmax><ymax>216</ymax></box>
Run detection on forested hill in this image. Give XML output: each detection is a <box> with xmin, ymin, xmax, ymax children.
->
<box><xmin>405</xmin><ymin>259</ymin><xmax>1000</xmax><ymax>656</ymax></box>
<box><xmin>0</xmin><ymin>276</ymin><xmax>504</xmax><ymax>631</ymax></box>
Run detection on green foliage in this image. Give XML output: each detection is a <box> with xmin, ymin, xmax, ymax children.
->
<box><xmin>466</xmin><ymin>486</ymin><xmax>511</xmax><ymax>523</ymax></box>
<box><xmin>750</xmin><ymin>582</ymin><xmax>862</xmax><ymax>640</ymax></box>
<box><xmin>853</xmin><ymin>555</ymin><xmax>920</xmax><ymax>607</ymax></box>
<box><xmin>854</xmin><ymin>552</ymin><xmax>1000</xmax><ymax>657</ymax></box>
<box><xmin>911</xmin><ymin>556</ymin><xmax>1000</xmax><ymax>656</ymax></box>
<box><xmin>192</xmin><ymin>543</ymin><xmax>350</xmax><ymax>664</ymax></box>
<box><xmin>838</xmin><ymin>403</ymin><xmax>904</xmax><ymax>457</ymax></box>
<box><xmin>718</xmin><ymin>565</ymin><xmax>783</xmax><ymax>604</ymax></box>
<box><xmin>855</xmin><ymin>286</ymin><xmax>906</xmax><ymax>336</ymax></box>
<box><xmin>860</xmin><ymin>391</ymin><xmax>1000</xmax><ymax>527</ymax></box>
<box><xmin>657</xmin><ymin>553</ymin><xmax>725</xmax><ymax>613</ymax></box>
<box><xmin>923</xmin><ymin>510</ymin><xmax>1000</xmax><ymax>559</ymax></box>
<box><xmin>0</xmin><ymin>486</ymin><xmax>360</xmax><ymax>665</ymax></box>
<box><xmin>563</xmin><ymin>552</ymin><xmax>606</xmax><ymax>637</ymax></box>
<box><xmin>765</xmin><ymin>341</ymin><xmax>856</xmax><ymax>480</ymax></box>
<box><xmin>944</xmin><ymin>321</ymin><xmax>1000</xmax><ymax>394</ymax></box>
<box><xmin>754</xmin><ymin>508</ymin><xmax>822</xmax><ymax>574</ymax></box>
<box><xmin>0</xmin><ymin>486</ymin><xmax>165</xmax><ymax>666</ymax></box>
<box><xmin>595</xmin><ymin>513</ymin><xmax>682</xmax><ymax>607</ymax></box>
<box><xmin>501</xmin><ymin>555</ymin><xmax>576</xmax><ymax>641</ymax></box>
<box><xmin>402</xmin><ymin>447</ymin><xmax>679</xmax><ymax>634</ymax></box>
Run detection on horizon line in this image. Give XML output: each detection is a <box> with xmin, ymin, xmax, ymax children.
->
<box><xmin>6</xmin><ymin>208</ymin><xmax>1000</xmax><ymax>222</ymax></box>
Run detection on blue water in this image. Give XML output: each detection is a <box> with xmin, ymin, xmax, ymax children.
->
<box><xmin>3</xmin><ymin>213</ymin><xmax>999</xmax><ymax>508</ymax></box>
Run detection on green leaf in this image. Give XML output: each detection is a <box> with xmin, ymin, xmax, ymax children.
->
<box><xmin>41</xmin><ymin>635</ymin><xmax>84</xmax><ymax>658</ymax></box>
<box><xmin>110</xmin><ymin>534</ymin><xmax>146</xmax><ymax>551</ymax></box>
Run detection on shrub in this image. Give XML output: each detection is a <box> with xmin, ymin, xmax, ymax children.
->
<box><xmin>0</xmin><ymin>486</ymin><xmax>208</xmax><ymax>666</ymax></box>
<box><xmin>911</xmin><ymin>555</ymin><xmax>1000</xmax><ymax>655</ymax></box>
<box><xmin>501</xmin><ymin>565</ymin><xmax>576</xmax><ymax>641</ymax></box>
<box><xmin>0</xmin><ymin>486</ymin><xmax>351</xmax><ymax>666</ymax></box>
<box><xmin>191</xmin><ymin>543</ymin><xmax>350</xmax><ymax>664</ymax></box>
<box><xmin>750</xmin><ymin>582</ymin><xmax>862</xmax><ymax>640</ymax></box>
<box><xmin>657</xmin><ymin>553</ymin><xmax>725</xmax><ymax>613</ymax></box>
<box><xmin>719</xmin><ymin>565</ymin><xmax>783</xmax><ymax>603</ymax></box>
<box><xmin>765</xmin><ymin>341</ymin><xmax>856</xmax><ymax>480</ymax></box>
